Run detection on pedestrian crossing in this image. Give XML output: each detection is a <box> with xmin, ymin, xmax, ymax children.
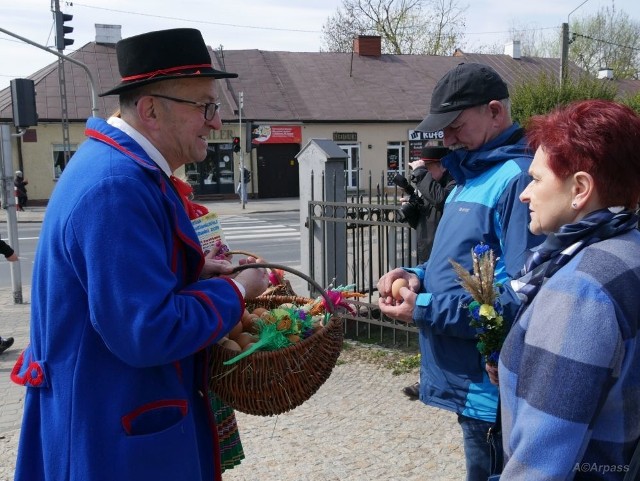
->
<box><xmin>218</xmin><ymin>215</ymin><xmax>300</xmax><ymax>242</ymax></box>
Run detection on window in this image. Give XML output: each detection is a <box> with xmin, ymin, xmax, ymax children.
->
<box><xmin>52</xmin><ymin>144</ymin><xmax>78</xmax><ymax>179</ymax></box>
<box><xmin>339</xmin><ymin>144</ymin><xmax>360</xmax><ymax>188</ymax></box>
<box><xmin>386</xmin><ymin>142</ymin><xmax>405</xmax><ymax>186</ymax></box>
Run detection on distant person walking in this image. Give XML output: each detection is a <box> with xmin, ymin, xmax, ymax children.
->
<box><xmin>0</xmin><ymin>238</ymin><xmax>19</xmax><ymax>354</ymax></box>
<box><xmin>237</xmin><ymin>167</ymin><xmax>250</xmax><ymax>203</ymax></box>
<box><xmin>14</xmin><ymin>171</ymin><xmax>28</xmax><ymax>211</ymax></box>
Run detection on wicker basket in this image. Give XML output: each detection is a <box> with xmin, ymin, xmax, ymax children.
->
<box><xmin>209</xmin><ymin>263</ymin><xmax>344</xmax><ymax>416</ymax></box>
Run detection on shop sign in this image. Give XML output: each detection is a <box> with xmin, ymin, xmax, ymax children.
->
<box><xmin>333</xmin><ymin>132</ymin><xmax>358</xmax><ymax>142</ymax></box>
<box><xmin>252</xmin><ymin>125</ymin><xmax>302</xmax><ymax>144</ymax></box>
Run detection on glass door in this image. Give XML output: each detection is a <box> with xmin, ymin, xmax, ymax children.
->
<box><xmin>339</xmin><ymin>144</ymin><xmax>360</xmax><ymax>188</ymax></box>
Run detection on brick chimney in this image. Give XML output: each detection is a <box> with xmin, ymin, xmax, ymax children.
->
<box><xmin>353</xmin><ymin>35</ymin><xmax>382</xmax><ymax>57</ymax></box>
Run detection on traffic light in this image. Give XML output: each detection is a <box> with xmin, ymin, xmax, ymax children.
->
<box><xmin>232</xmin><ymin>136</ymin><xmax>241</xmax><ymax>153</ymax></box>
<box><xmin>55</xmin><ymin>11</ymin><xmax>74</xmax><ymax>51</ymax></box>
<box><xmin>245</xmin><ymin>122</ymin><xmax>259</xmax><ymax>151</ymax></box>
<box><xmin>10</xmin><ymin>79</ymin><xmax>38</xmax><ymax>128</ymax></box>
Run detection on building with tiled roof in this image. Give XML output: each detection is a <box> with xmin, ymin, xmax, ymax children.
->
<box><xmin>1</xmin><ymin>26</ymin><xmax>636</xmax><ymax>203</ymax></box>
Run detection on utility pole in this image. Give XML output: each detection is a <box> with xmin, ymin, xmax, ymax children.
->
<box><xmin>560</xmin><ymin>22</ymin><xmax>570</xmax><ymax>86</ymax></box>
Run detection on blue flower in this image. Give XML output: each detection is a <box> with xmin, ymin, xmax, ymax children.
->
<box><xmin>473</xmin><ymin>243</ymin><xmax>491</xmax><ymax>256</ymax></box>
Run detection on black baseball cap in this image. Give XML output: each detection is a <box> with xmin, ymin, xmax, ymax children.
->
<box><xmin>415</xmin><ymin>63</ymin><xmax>509</xmax><ymax>133</ymax></box>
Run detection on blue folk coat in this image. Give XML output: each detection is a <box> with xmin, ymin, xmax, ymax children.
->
<box><xmin>11</xmin><ymin>117</ymin><xmax>244</xmax><ymax>481</ymax></box>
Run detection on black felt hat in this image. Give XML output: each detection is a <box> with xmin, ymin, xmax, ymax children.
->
<box><xmin>415</xmin><ymin>63</ymin><xmax>509</xmax><ymax>132</ymax></box>
<box><xmin>100</xmin><ymin>28</ymin><xmax>237</xmax><ymax>97</ymax></box>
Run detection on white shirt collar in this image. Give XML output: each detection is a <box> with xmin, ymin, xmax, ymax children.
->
<box><xmin>107</xmin><ymin>116</ymin><xmax>172</xmax><ymax>178</ymax></box>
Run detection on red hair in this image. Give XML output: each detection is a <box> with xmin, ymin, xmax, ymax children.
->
<box><xmin>526</xmin><ymin>99</ymin><xmax>640</xmax><ymax>208</ymax></box>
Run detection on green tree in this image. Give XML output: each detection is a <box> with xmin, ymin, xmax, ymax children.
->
<box><xmin>510</xmin><ymin>73</ymin><xmax>618</xmax><ymax>125</ymax></box>
<box><xmin>321</xmin><ymin>0</ymin><xmax>467</xmax><ymax>55</ymax></box>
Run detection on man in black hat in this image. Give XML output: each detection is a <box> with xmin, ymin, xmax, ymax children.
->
<box><xmin>11</xmin><ymin>28</ymin><xmax>269</xmax><ymax>481</ymax></box>
<box><xmin>378</xmin><ymin>63</ymin><xmax>543</xmax><ymax>481</ymax></box>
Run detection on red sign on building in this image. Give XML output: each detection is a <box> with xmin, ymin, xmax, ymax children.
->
<box><xmin>252</xmin><ymin>125</ymin><xmax>302</xmax><ymax>144</ymax></box>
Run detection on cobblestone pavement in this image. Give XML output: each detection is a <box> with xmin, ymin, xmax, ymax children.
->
<box><xmin>223</xmin><ymin>359</ymin><xmax>464</xmax><ymax>481</ymax></box>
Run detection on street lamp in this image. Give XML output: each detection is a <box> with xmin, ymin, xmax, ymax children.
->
<box><xmin>560</xmin><ymin>0</ymin><xmax>592</xmax><ymax>85</ymax></box>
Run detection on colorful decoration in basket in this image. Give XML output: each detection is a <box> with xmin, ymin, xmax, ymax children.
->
<box><xmin>450</xmin><ymin>243</ymin><xmax>507</xmax><ymax>367</ymax></box>
<box><xmin>306</xmin><ymin>284</ymin><xmax>363</xmax><ymax>316</ymax></box>
<box><xmin>220</xmin><ymin>304</ymin><xmax>326</xmax><ymax>365</ymax></box>
<box><xmin>219</xmin><ymin>283</ymin><xmax>364</xmax><ymax>366</ymax></box>
<box><xmin>267</xmin><ymin>268</ymin><xmax>285</xmax><ymax>286</ymax></box>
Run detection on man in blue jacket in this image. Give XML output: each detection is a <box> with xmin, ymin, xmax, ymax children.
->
<box><xmin>11</xmin><ymin>28</ymin><xmax>269</xmax><ymax>481</ymax></box>
<box><xmin>378</xmin><ymin>63</ymin><xmax>543</xmax><ymax>481</ymax></box>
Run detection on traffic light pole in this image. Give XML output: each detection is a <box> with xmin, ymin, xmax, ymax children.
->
<box><xmin>238</xmin><ymin>91</ymin><xmax>246</xmax><ymax>210</ymax></box>
<box><xmin>0</xmin><ymin>125</ymin><xmax>23</xmax><ymax>304</ymax></box>
<box><xmin>0</xmin><ymin>27</ymin><xmax>99</xmax><ymax>117</ymax></box>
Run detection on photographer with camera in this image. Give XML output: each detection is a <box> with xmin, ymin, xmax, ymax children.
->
<box><xmin>395</xmin><ymin>145</ymin><xmax>455</xmax><ymax>400</ymax></box>
<box><xmin>395</xmin><ymin>146</ymin><xmax>455</xmax><ymax>264</ymax></box>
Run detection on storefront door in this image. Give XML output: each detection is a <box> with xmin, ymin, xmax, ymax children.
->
<box><xmin>186</xmin><ymin>142</ymin><xmax>235</xmax><ymax>196</ymax></box>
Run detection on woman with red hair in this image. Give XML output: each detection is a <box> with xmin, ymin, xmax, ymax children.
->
<box><xmin>498</xmin><ymin>99</ymin><xmax>640</xmax><ymax>480</ymax></box>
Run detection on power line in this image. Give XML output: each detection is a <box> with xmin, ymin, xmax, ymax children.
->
<box><xmin>572</xmin><ymin>32</ymin><xmax>640</xmax><ymax>51</ymax></box>
<box><xmin>465</xmin><ymin>26</ymin><xmax>559</xmax><ymax>37</ymax></box>
<box><xmin>71</xmin><ymin>2</ymin><xmax>322</xmax><ymax>34</ymax></box>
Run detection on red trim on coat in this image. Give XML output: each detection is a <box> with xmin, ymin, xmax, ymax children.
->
<box><xmin>85</xmin><ymin>127</ymin><xmax>205</xmax><ymax>278</ymax></box>
<box><xmin>121</xmin><ymin>399</ymin><xmax>188</xmax><ymax>435</ymax></box>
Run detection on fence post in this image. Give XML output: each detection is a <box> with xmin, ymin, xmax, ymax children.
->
<box><xmin>296</xmin><ymin>140</ymin><xmax>348</xmax><ymax>292</ymax></box>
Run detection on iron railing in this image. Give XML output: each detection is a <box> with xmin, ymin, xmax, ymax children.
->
<box><xmin>307</xmin><ymin>170</ymin><xmax>420</xmax><ymax>347</ymax></box>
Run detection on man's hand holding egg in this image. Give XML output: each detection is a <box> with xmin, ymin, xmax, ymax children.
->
<box><xmin>391</xmin><ymin>278</ymin><xmax>409</xmax><ymax>301</ymax></box>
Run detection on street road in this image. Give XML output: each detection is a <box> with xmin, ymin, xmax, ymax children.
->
<box><xmin>0</xmin><ymin>212</ymin><xmax>301</xmax><ymax>289</ymax></box>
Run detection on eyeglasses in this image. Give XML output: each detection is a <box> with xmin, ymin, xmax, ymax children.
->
<box><xmin>148</xmin><ymin>94</ymin><xmax>220</xmax><ymax>121</ymax></box>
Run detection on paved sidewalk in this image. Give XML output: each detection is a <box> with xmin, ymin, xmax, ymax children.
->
<box><xmin>4</xmin><ymin>197</ymin><xmax>302</xmax><ymax>223</ymax></box>
<box><xmin>0</xmin><ymin>198</ymin><xmax>466</xmax><ymax>480</ymax></box>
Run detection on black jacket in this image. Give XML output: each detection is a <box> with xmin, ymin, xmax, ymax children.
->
<box><xmin>411</xmin><ymin>167</ymin><xmax>456</xmax><ymax>263</ymax></box>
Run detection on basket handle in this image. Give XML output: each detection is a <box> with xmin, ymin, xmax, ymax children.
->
<box><xmin>231</xmin><ymin>262</ymin><xmax>335</xmax><ymax>314</ymax></box>
<box><xmin>226</xmin><ymin>250</ymin><xmax>261</xmax><ymax>258</ymax></box>
<box><xmin>226</xmin><ymin>250</ymin><xmax>286</xmax><ymax>284</ymax></box>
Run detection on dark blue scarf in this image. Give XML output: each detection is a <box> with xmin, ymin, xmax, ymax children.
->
<box><xmin>512</xmin><ymin>208</ymin><xmax>639</xmax><ymax>306</ymax></box>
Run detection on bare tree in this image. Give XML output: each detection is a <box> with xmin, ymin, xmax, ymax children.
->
<box><xmin>483</xmin><ymin>2</ymin><xmax>640</xmax><ymax>79</ymax></box>
<box><xmin>569</xmin><ymin>4</ymin><xmax>640</xmax><ymax>80</ymax></box>
<box><xmin>320</xmin><ymin>0</ymin><xmax>467</xmax><ymax>55</ymax></box>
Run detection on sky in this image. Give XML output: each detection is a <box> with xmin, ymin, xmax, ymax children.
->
<box><xmin>1</xmin><ymin>0</ymin><xmax>639</xmax><ymax>91</ymax></box>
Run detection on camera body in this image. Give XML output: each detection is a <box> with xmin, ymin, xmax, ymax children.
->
<box><xmin>393</xmin><ymin>173</ymin><xmax>424</xmax><ymax>229</ymax></box>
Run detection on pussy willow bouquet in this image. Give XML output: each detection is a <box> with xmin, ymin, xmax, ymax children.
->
<box><xmin>450</xmin><ymin>244</ymin><xmax>506</xmax><ymax>367</ymax></box>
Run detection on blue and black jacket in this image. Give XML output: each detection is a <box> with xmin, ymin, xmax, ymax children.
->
<box><xmin>405</xmin><ymin>123</ymin><xmax>544</xmax><ymax>422</ymax></box>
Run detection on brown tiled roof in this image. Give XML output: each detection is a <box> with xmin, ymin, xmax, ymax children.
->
<box><xmin>1</xmin><ymin>41</ymin><xmax>637</xmax><ymax>125</ymax></box>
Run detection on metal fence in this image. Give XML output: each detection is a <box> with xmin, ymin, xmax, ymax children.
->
<box><xmin>307</xmin><ymin>170</ymin><xmax>420</xmax><ymax>347</ymax></box>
